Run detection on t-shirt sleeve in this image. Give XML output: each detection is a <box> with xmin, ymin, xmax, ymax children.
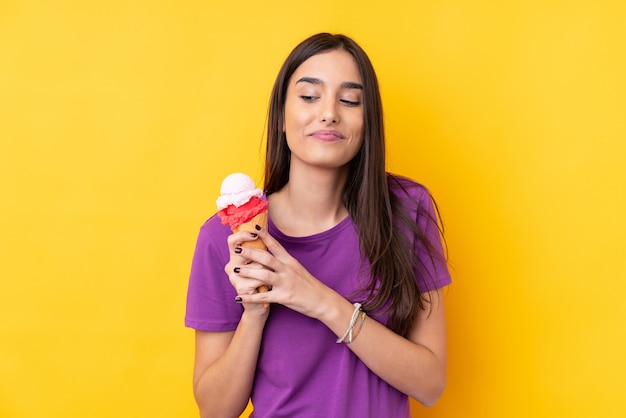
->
<box><xmin>413</xmin><ymin>185</ymin><xmax>452</xmax><ymax>292</ymax></box>
<box><xmin>185</xmin><ymin>215</ymin><xmax>243</xmax><ymax>331</ymax></box>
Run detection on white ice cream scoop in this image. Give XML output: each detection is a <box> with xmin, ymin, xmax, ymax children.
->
<box><xmin>216</xmin><ymin>173</ymin><xmax>263</xmax><ymax>210</ymax></box>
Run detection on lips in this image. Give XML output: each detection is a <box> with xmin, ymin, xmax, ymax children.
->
<box><xmin>309</xmin><ymin>130</ymin><xmax>345</xmax><ymax>141</ymax></box>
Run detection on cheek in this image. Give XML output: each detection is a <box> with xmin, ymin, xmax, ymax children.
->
<box><xmin>284</xmin><ymin>106</ymin><xmax>309</xmax><ymax>134</ymax></box>
<box><xmin>351</xmin><ymin>114</ymin><xmax>365</xmax><ymax>139</ymax></box>
<box><xmin>352</xmin><ymin>122</ymin><xmax>365</xmax><ymax>152</ymax></box>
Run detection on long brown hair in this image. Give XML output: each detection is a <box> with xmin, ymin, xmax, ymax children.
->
<box><xmin>264</xmin><ymin>33</ymin><xmax>444</xmax><ymax>337</ymax></box>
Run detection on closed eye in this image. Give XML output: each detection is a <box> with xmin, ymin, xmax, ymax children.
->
<box><xmin>340</xmin><ymin>99</ymin><xmax>361</xmax><ymax>106</ymax></box>
<box><xmin>299</xmin><ymin>95</ymin><xmax>317</xmax><ymax>102</ymax></box>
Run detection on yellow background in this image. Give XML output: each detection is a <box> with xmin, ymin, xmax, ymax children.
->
<box><xmin>1</xmin><ymin>1</ymin><xmax>625</xmax><ymax>417</ymax></box>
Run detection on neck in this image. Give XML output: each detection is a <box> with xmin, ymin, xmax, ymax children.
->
<box><xmin>268</xmin><ymin>165</ymin><xmax>349</xmax><ymax>236</ymax></box>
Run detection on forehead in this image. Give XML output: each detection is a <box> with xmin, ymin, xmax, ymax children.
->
<box><xmin>290</xmin><ymin>49</ymin><xmax>362</xmax><ymax>85</ymax></box>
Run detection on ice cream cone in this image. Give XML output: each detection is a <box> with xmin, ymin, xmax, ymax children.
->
<box><xmin>232</xmin><ymin>211</ymin><xmax>268</xmax><ymax>251</ymax></box>
<box><xmin>232</xmin><ymin>211</ymin><xmax>270</xmax><ymax>298</ymax></box>
<box><xmin>217</xmin><ymin>173</ymin><xmax>270</xmax><ymax>302</ymax></box>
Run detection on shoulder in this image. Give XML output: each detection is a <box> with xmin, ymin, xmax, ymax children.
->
<box><xmin>387</xmin><ymin>174</ymin><xmax>440</xmax><ymax>231</ymax></box>
<box><xmin>200</xmin><ymin>212</ymin><xmax>230</xmax><ymax>232</ymax></box>
<box><xmin>387</xmin><ymin>174</ymin><xmax>431</xmax><ymax>205</ymax></box>
<box><xmin>200</xmin><ymin>212</ymin><xmax>231</xmax><ymax>234</ymax></box>
<box><xmin>195</xmin><ymin>213</ymin><xmax>232</xmax><ymax>251</ymax></box>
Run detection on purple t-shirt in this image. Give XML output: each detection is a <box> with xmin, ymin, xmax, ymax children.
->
<box><xmin>185</xmin><ymin>176</ymin><xmax>451</xmax><ymax>417</ymax></box>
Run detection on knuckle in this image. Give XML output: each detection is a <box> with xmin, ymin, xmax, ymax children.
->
<box><xmin>258</xmin><ymin>269</ymin><xmax>272</xmax><ymax>282</ymax></box>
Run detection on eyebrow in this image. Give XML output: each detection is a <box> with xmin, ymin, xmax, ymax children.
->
<box><xmin>296</xmin><ymin>77</ymin><xmax>363</xmax><ymax>90</ymax></box>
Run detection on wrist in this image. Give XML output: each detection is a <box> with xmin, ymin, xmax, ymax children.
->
<box><xmin>336</xmin><ymin>302</ymin><xmax>364</xmax><ymax>344</ymax></box>
<box><xmin>240</xmin><ymin>307</ymin><xmax>270</xmax><ymax>327</ymax></box>
<box><xmin>315</xmin><ymin>293</ymin><xmax>358</xmax><ymax>333</ymax></box>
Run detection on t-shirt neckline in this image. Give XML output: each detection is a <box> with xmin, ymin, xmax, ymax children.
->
<box><xmin>268</xmin><ymin>215</ymin><xmax>353</xmax><ymax>243</ymax></box>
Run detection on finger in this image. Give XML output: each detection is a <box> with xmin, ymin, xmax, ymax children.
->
<box><xmin>227</xmin><ymin>269</ymin><xmax>268</xmax><ymax>295</ymax></box>
<box><xmin>253</xmin><ymin>225</ymin><xmax>291</xmax><ymax>260</ymax></box>
<box><xmin>235</xmin><ymin>291</ymin><xmax>272</xmax><ymax>306</ymax></box>
<box><xmin>226</xmin><ymin>230</ymin><xmax>264</xmax><ymax>249</ymax></box>
<box><xmin>227</xmin><ymin>232</ymin><xmax>264</xmax><ymax>265</ymax></box>
<box><xmin>233</xmin><ymin>264</ymin><xmax>274</xmax><ymax>287</ymax></box>
<box><xmin>234</xmin><ymin>245</ymin><xmax>279</xmax><ymax>273</ymax></box>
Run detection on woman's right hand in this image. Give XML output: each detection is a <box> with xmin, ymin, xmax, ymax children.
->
<box><xmin>224</xmin><ymin>230</ymin><xmax>272</xmax><ymax>318</ymax></box>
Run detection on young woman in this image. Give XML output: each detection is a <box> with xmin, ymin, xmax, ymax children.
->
<box><xmin>185</xmin><ymin>33</ymin><xmax>452</xmax><ymax>417</ymax></box>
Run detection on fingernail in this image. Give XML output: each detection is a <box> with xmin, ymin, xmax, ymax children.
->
<box><xmin>255</xmin><ymin>224</ymin><xmax>262</xmax><ymax>231</ymax></box>
<box><xmin>234</xmin><ymin>267</ymin><xmax>241</xmax><ymax>273</ymax></box>
<box><xmin>234</xmin><ymin>247</ymin><xmax>242</xmax><ymax>254</ymax></box>
<box><xmin>235</xmin><ymin>296</ymin><xmax>242</xmax><ymax>303</ymax></box>
<box><xmin>250</xmin><ymin>233</ymin><xmax>258</xmax><ymax>238</ymax></box>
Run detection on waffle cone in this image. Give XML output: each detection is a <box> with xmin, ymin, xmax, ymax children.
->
<box><xmin>232</xmin><ymin>211</ymin><xmax>268</xmax><ymax>251</ymax></box>
<box><xmin>232</xmin><ymin>211</ymin><xmax>269</xmax><ymax>299</ymax></box>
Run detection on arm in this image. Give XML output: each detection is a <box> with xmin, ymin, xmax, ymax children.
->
<box><xmin>192</xmin><ymin>231</ymin><xmax>271</xmax><ymax>418</ymax></box>
<box><xmin>320</xmin><ymin>289</ymin><xmax>447</xmax><ymax>406</ymax></box>
<box><xmin>233</xmin><ymin>227</ymin><xmax>448</xmax><ymax>407</ymax></box>
<box><xmin>193</xmin><ymin>313</ymin><xmax>266</xmax><ymax>418</ymax></box>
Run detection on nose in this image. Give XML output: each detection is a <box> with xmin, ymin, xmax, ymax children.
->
<box><xmin>320</xmin><ymin>99</ymin><xmax>339</xmax><ymax>124</ymax></box>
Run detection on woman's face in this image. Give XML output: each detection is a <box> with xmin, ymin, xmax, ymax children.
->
<box><xmin>283</xmin><ymin>49</ymin><xmax>364</xmax><ymax>172</ymax></box>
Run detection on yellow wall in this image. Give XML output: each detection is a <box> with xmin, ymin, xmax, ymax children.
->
<box><xmin>1</xmin><ymin>1</ymin><xmax>624</xmax><ymax>417</ymax></box>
